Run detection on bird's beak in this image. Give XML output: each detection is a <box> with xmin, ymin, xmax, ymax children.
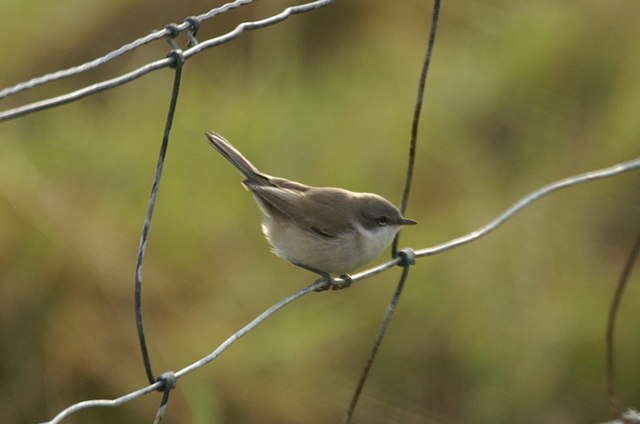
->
<box><xmin>399</xmin><ymin>217</ymin><xmax>417</xmax><ymax>226</ymax></box>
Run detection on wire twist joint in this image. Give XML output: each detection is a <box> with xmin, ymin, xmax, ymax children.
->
<box><xmin>165</xmin><ymin>49</ymin><xmax>185</xmax><ymax>69</ymax></box>
<box><xmin>396</xmin><ymin>248</ymin><xmax>416</xmax><ymax>267</ymax></box>
<box><xmin>155</xmin><ymin>371</ymin><xmax>177</xmax><ymax>393</ymax></box>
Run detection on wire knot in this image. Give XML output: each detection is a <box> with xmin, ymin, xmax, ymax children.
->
<box><xmin>183</xmin><ymin>16</ymin><xmax>200</xmax><ymax>47</ymax></box>
<box><xmin>164</xmin><ymin>23</ymin><xmax>180</xmax><ymax>39</ymax></box>
<box><xmin>396</xmin><ymin>248</ymin><xmax>416</xmax><ymax>267</ymax></box>
<box><xmin>166</xmin><ymin>49</ymin><xmax>185</xmax><ymax>69</ymax></box>
<box><xmin>155</xmin><ymin>371</ymin><xmax>177</xmax><ymax>392</ymax></box>
<box><xmin>164</xmin><ymin>24</ymin><xmax>181</xmax><ymax>52</ymax></box>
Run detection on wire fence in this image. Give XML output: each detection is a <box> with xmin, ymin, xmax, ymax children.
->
<box><xmin>1</xmin><ymin>0</ymin><xmax>639</xmax><ymax>423</ymax></box>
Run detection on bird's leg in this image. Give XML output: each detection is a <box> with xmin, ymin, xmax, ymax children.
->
<box><xmin>291</xmin><ymin>262</ymin><xmax>333</xmax><ymax>291</ymax></box>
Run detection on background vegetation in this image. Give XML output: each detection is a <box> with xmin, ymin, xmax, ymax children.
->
<box><xmin>1</xmin><ymin>1</ymin><xmax>639</xmax><ymax>423</ymax></box>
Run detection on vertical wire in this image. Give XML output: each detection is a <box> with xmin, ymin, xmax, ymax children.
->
<box><xmin>606</xmin><ymin>232</ymin><xmax>640</xmax><ymax>418</ymax></box>
<box><xmin>152</xmin><ymin>390</ymin><xmax>172</xmax><ymax>424</ymax></box>
<box><xmin>152</xmin><ymin>373</ymin><xmax>176</xmax><ymax>424</ymax></box>
<box><xmin>345</xmin><ymin>1</ymin><xmax>442</xmax><ymax>422</ymax></box>
<box><xmin>391</xmin><ymin>0</ymin><xmax>441</xmax><ymax>256</ymax></box>
<box><xmin>135</xmin><ymin>54</ymin><xmax>185</xmax><ymax>384</ymax></box>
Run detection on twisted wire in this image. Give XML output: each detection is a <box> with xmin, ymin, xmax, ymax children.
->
<box><xmin>0</xmin><ymin>0</ymin><xmax>256</xmax><ymax>99</ymax></box>
<box><xmin>134</xmin><ymin>45</ymin><xmax>185</xmax><ymax>386</ymax></box>
<box><xmin>0</xmin><ymin>0</ymin><xmax>336</xmax><ymax>122</ymax></box>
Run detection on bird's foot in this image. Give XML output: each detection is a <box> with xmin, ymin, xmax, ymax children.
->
<box><xmin>313</xmin><ymin>274</ymin><xmax>353</xmax><ymax>292</ymax></box>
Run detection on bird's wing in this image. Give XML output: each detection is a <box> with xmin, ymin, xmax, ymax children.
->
<box><xmin>247</xmin><ymin>184</ymin><xmax>355</xmax><ymax>238</ymax></box>
<box><xmin>267</xmin><ymin>176</ymin><xmax>311</xmax><ymax>192</ymax></box>
<box><xmin>246</xmin><ymin>184</ymin><xmax>303</xmax><ymax>219</ymax></box>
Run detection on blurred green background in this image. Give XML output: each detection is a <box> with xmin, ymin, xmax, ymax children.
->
<box><xmin>1</xmin><ymin>1</ymin><xmax>639</xmax><ymax>423</ymax></box>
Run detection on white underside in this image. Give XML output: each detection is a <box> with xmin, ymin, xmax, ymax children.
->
<box><xmin>261</xmin><ymin>215</ymin><xmax>399</xmax><ymax>275</ymax></box>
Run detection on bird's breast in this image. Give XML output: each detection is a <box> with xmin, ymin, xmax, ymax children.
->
<box><xmin>353</xmin><ymin>223</ymin><xmax>398</xmax><ymax>265</ymax></box>
<box><xmin>260</xmin><ymin>218</ymin><xmax>377</xmax><ymax>275</ymax></box>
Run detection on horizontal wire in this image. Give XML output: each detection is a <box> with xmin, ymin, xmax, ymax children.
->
<box><xmin>40</xmin><ymin>155</ymin><xmax>640</xmax><ymax>424</ymax></box>
<box><xmin>183</xmin><ymin>0</ymin><xmax>335</xmax><ymax>58</ymax></box>
<box><xmin>0</xmin><ymin>0</ymin><xmax>257</xmax><ymax>99</ymax></box>
<box><xmin>40</xmin><ymin>382</ymin><xmax>162</xmax><ymax>424</ymax></box>
<box><xmin>0</xmin><ymin>58</ymin><xmax>171</xmax><ymax>121</ymax></box>
<box><xmin>0</xmin><ymin>0</ymin><xmax>336</xmax><ymax>122</ymax></box>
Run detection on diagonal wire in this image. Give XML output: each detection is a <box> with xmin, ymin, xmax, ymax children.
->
<box><xmin>413</xmin><ymin>158</ymin><xmax>640</xmax><ymax>259</ymax></box>
<box><xmin>344</xmin><ymin>1</ymin><xmax>441</xmax><ymax>422</ymax></box>
<box><xmin>134</xmin><ymin>49</ymin><xmax>185</xmax><ymax>385</ymax></box>
<box><xmin>606</xmin><ymin>232</ymin><xmax>640</xmax><ymax>418</ymax></box>
<box><xmin>0</xmin><ymin>0</ymin><xmax>336</xmax><ymax>122</ymax></box>
<box><xmin>42</xmin><ymin>280</ymin><xmax>321</xmax><ymax>424</ymax></box>
<box><xmin>0</xmin><ymin>0</ymin><xmax>256</xmax><ymax>100</ymax></box>
<box><xmin>335</xmin><ymin>159</ymin><xmax>640</xmax><ymax>286</ymax></box>
<box><xmin>40</xmin><ymin>156</ymin><xmax>640</xmax><ymax>424</ymax></box>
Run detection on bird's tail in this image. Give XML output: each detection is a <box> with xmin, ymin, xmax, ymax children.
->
<box><xmin>205</xmin><ymin>131</ymin><xmax>264</xmax><ymax>182</ymax></box>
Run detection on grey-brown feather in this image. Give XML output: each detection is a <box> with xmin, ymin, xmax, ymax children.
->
<box><xmin>246</xmin><ymin>184</ymin><xmax>356</xmax><ymax>237</ymax></box>
<box><xmin>205</xmin><ymin>131</ymin><xmax>270</xmax><ymax>185</ymax></box>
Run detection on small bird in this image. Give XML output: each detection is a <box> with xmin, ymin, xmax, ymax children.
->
<box><xmin>205</xmin><ymin>131</ymin><xmax>416</xmax><ymax>290</ymax></box>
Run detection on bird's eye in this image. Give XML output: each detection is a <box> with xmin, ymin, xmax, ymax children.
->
<box><xmin>377</xmin><ymin>216</ymin><xmax>389</xmax><ymax>226</ymax></box>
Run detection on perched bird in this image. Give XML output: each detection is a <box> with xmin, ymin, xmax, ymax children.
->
<box><xmin>205</xmin><ymin>131</ymin><xmax>416</xmax><ymax>290</ymax></box>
